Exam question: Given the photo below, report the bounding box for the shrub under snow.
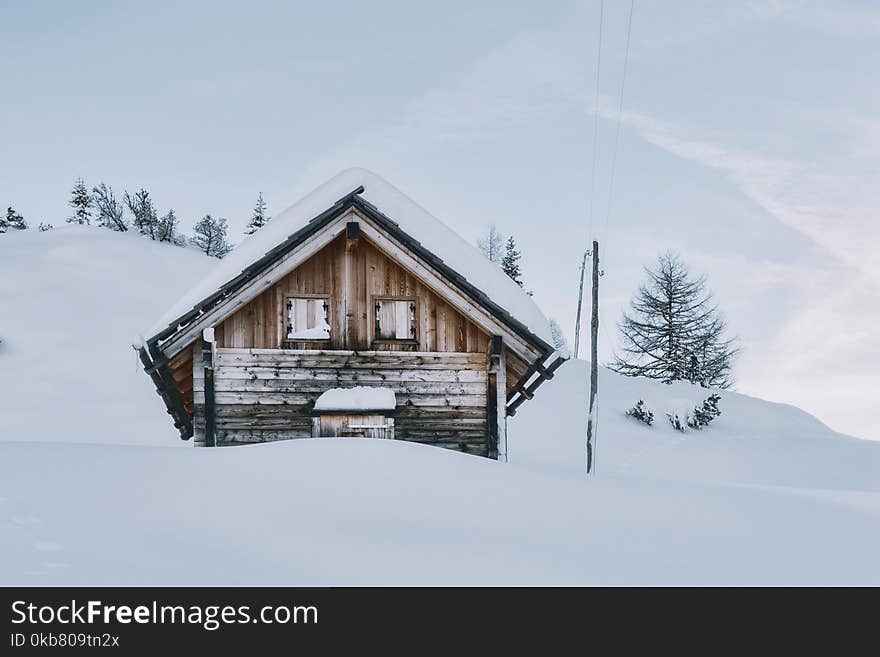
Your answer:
[667,412,687,432]
[626,400,654,426]
[687,393,722,429]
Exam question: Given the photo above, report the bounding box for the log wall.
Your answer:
[193,348,490,456]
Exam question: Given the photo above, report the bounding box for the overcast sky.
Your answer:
[2,1,878,440]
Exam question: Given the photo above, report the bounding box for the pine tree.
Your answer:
[477,224,504,264]
[38,222,53,232]
[156,209,185,245]
[124,188,158,239]
[501,235,523,287]
[611,252,738,388]
[92,183,128,231]
[245,192,268,235]
[191,214,232,258]
[549,318,570,357]
[3,206,27,232]
[67,177,92,225]
[687,393,721,429]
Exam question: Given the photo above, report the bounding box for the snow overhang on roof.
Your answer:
[143,168,554,352]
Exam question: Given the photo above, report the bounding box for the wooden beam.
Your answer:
[343,223,356,347]
[202,335,216,447]
[492,337,508,461]
[137,345,193,439]
[486,357,498,459]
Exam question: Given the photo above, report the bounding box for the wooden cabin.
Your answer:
[138,169,565,460]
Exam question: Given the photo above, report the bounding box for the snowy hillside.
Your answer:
[0,227,877,584]
[0,226,213,445]
[510,362,880,492]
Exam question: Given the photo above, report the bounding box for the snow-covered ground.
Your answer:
[0,226,212,445]
[1,227,878,584]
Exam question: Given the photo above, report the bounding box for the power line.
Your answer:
[592,0,636,367]
[574,0,605,358]
[599,0,635,249]
[586,0,605,245]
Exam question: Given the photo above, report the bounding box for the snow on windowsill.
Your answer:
[286,320,331,341]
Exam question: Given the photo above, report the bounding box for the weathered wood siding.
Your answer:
[215,234,489,354]
[193,348,489,455]
[315,414,394,439]
[168,347,194,415]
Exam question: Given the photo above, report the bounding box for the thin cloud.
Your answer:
[746,0,880,37]
[593,99,880,284]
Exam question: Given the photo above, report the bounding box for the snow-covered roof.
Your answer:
[146,168,552,345]
[314,387,396,412]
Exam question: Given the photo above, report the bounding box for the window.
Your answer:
[286,296,330,341]
[374,298,417,341]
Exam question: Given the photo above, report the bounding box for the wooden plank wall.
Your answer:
[216,234,488,355]
[193,348,489,456]
[168,348,194,415]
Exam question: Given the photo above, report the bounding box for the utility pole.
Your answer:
[586,240,599,474]
[573,251,589,358]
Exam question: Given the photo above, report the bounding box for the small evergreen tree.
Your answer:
[156,209,185,245]
[245,192,269,235]
[3,206,27,231]
[687,394,722,429]
[38,222,53,232]
[626,400,654,426]
[666,412,686,432]
[477,224,504,264]
[124,188,159,239]
[191,214,232,258]
[67,177,92,225]
[92,183,128,231]
[501,235,523,287]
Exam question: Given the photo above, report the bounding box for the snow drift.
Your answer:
[0,226,212,445]
[1,430,877,585]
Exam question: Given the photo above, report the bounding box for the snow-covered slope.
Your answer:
[0,226,213,445]
[0,226,877,584]
[510,361,880,492]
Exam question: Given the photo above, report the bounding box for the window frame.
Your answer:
[371,295,419,346]
[282,293,332,345]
